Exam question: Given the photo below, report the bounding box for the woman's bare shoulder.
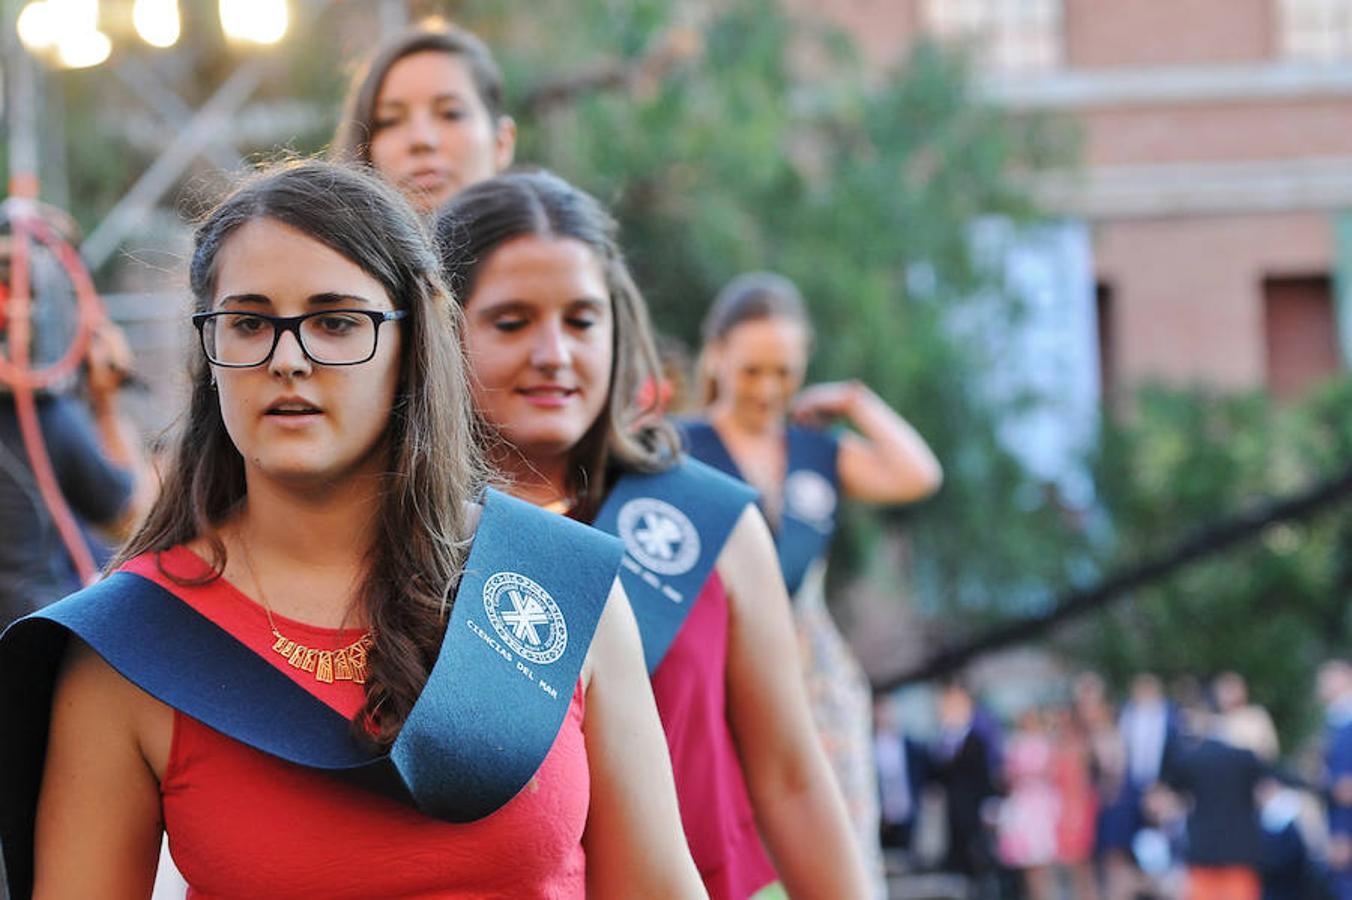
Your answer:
[52,638,173,779]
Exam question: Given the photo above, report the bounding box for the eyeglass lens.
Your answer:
[203,312,379,366]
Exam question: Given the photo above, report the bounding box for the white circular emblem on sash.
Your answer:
[784,470,837,524]
[483,572,568,665]
[617,497,701,576]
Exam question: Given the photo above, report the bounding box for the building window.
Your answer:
[1263,274,1342,400]
[1095,280,1115,402]
[1281,0,1352,62]
[923,0,1063,73]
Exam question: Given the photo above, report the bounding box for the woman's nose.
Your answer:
[530,322,570,371]
[406,110,441,151]
[268,329,312,378]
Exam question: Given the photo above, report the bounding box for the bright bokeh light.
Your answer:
[16,2,56,51]
[20,0,109,68]
[133,0,180,48]
[18,0,290,70]
[47,0,99,33]
[55,28,111,68]
[219,0,288,45]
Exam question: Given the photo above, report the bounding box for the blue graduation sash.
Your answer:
[0,488,621,896]
[679,420,841,596]
[592,457,757,673]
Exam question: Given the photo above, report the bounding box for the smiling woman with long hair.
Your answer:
[0,160,702,898]
[436,170,870,900]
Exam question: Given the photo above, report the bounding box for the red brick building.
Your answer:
[789,0,1352,399]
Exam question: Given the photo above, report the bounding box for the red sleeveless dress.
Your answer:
[128,548,589,899]
[649,570,778,899]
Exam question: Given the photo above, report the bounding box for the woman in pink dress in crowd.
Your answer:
[998,708,1060,899]
[1052,705,1100,899]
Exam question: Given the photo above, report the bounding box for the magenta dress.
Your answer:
[650,570,779,900]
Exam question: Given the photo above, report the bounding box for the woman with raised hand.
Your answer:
[436,170,870,900]
[334,22,515,215]
[683,272,943,897]
[0,161,702,899]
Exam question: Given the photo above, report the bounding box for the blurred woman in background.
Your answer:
[683,272,943,896]
[334,22,515,215]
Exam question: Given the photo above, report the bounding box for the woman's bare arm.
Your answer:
[34,640,167,899]
[793,380,942,504]
[720,506,870,899]
[581,580,706,899]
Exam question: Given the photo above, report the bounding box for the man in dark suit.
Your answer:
[932,680,998,880]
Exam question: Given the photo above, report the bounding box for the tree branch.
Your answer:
[874,462,1352,690]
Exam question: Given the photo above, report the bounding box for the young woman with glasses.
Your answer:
[0,161,702,898]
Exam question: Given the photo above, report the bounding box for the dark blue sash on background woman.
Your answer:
[592,457,756,673]
[0,489,621,896]
[679,420,841,596]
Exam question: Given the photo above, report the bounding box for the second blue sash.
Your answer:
[592,458,756,672]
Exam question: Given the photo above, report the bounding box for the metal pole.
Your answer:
[112,55,243,171]
[80,58,266,270]
[5,0,41,199]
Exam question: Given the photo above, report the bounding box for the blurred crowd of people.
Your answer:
[875,664,1352,899]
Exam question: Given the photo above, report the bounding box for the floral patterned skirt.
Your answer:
[794,565,886,899]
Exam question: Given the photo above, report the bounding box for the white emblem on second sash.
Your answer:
[784,470,837,525]
[483,572,568,665]
[617,497,701,576]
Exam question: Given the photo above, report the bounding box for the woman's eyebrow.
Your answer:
[308,292,375,306]
[474,298,532,317]
[218,293,272,308]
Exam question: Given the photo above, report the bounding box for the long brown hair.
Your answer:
[433,170,678,521]
[114,160,485,746]
[332,22,507,167]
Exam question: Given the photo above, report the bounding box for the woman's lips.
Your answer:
[264,406,324,428]
[409,169,450,191]
[517,386,577,409]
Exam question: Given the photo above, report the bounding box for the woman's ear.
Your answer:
[695,341,723,406]
[494,116,517,173]
[700,341,725,382]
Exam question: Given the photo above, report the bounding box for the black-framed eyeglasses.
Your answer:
[191,309,408,368]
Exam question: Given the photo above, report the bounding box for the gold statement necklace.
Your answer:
[238,536,373,685]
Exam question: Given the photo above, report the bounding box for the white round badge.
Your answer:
[617,497,701,576]
[482,572,568,665]
[784,470,838,525]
